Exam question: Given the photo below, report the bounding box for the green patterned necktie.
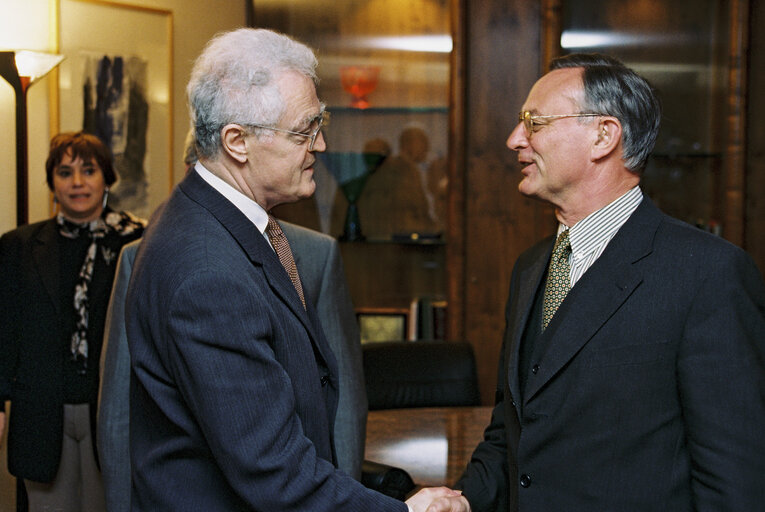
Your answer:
[542,230,571,330]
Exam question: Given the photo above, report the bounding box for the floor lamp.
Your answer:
[0,50,64,226]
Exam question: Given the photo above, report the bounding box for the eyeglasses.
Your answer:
[518,110,602,136]
[244,110,330,151]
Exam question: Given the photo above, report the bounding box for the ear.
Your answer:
[221,124,249,164]
[591,117,622,161]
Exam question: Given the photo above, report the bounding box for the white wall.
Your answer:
[0,0,244,507]
[0,0,245,233]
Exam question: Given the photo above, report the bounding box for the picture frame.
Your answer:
[56,0,173,220]
[356,307,411,344]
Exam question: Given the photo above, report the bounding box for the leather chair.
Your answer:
[362,341,480,410]
[361,460,416,501]
[360,340,480,499]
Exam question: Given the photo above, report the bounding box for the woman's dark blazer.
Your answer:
[0,217,142,482]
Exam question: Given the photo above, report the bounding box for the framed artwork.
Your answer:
[56,0,173,220]
[356,307,411,344]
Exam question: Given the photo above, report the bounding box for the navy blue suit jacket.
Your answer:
[125,170,404,511]
[458,197,765,512]
[98,224,368,512]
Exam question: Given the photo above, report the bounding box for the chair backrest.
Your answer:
[362,341,480,410]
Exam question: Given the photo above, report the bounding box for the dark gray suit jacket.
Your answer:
[97,221,367,511]
[458,198,765,512]
[123,170,403,511]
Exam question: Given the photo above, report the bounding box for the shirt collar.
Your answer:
[558,186,643,257]
[193,162,269,235]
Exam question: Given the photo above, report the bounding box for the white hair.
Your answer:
[187,28,318,158]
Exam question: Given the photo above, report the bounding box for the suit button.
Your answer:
[320,375,330,386]
[520,474,531,488]
[531,364,539,374]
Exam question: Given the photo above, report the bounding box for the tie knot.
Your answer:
[266,216,283,237]
[552,230,571,259]
[542,229,572,330]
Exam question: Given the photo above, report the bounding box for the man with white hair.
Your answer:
[125,28,455,511]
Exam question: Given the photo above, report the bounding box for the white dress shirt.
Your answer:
[559,185,643,288]
[194,162,273,248]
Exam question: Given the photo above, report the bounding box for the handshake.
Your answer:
[404,487,471,512]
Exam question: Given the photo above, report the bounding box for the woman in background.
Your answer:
[0,131,145,511]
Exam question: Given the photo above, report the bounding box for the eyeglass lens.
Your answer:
[309,112,328,150]
[519,111,533,134]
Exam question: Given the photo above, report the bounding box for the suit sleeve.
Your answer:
[161,269,405,511]
[315,239,367,481]
[97,243,137,512]
[456,399,509,512]
[0,231,21,408]
[677,249,765,510]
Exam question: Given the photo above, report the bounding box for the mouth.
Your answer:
[518,160,535,174]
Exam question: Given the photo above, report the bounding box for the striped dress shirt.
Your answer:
[558,186,643,288]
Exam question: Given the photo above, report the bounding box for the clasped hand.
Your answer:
[405,486,471,512]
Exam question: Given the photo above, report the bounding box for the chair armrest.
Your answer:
[361,459,416,501]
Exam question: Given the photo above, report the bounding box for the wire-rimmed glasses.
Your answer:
[519,110,602,137]
[244,110,330,151]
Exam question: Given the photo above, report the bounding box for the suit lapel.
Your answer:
[178,172,331,366]
[523,199,660,403]
[32,219,61,314]
[506,242,550,409]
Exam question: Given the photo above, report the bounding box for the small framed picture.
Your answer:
[356,307,410,344]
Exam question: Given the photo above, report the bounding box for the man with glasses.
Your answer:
[125,28,454,511]
[422,53,764,512]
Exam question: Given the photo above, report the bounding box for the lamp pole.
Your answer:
[14,78,30,227]
[0,51,32,226]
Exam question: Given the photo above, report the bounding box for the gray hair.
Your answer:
[550,53,661,173]
[187,28,318,158]
[182,128,197,167]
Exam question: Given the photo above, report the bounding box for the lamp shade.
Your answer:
[13,50,65,86]
[0,49,64,226]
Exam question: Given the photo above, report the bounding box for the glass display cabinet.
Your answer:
[248,0,452,333]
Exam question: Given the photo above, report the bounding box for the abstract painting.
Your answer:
[57,0,172,219]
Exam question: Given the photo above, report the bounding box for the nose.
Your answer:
[311,130,327,152]
[72,170,84,186]
[506,122,529,152]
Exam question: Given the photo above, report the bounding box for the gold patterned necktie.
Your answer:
[542,230,571,330]
[265,216,306,309]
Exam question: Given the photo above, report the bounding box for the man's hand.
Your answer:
[422,495,471,512]
[405,487,470,512]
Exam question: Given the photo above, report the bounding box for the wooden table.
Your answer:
[365,406,493,487]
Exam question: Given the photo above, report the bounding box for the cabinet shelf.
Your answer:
[328,106,449,115]
[342,236,445,246]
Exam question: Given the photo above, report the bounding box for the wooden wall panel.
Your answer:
[446,0,467,343]
[724,0,749,247]
[458,0,555,404]
[746,0,765,276]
